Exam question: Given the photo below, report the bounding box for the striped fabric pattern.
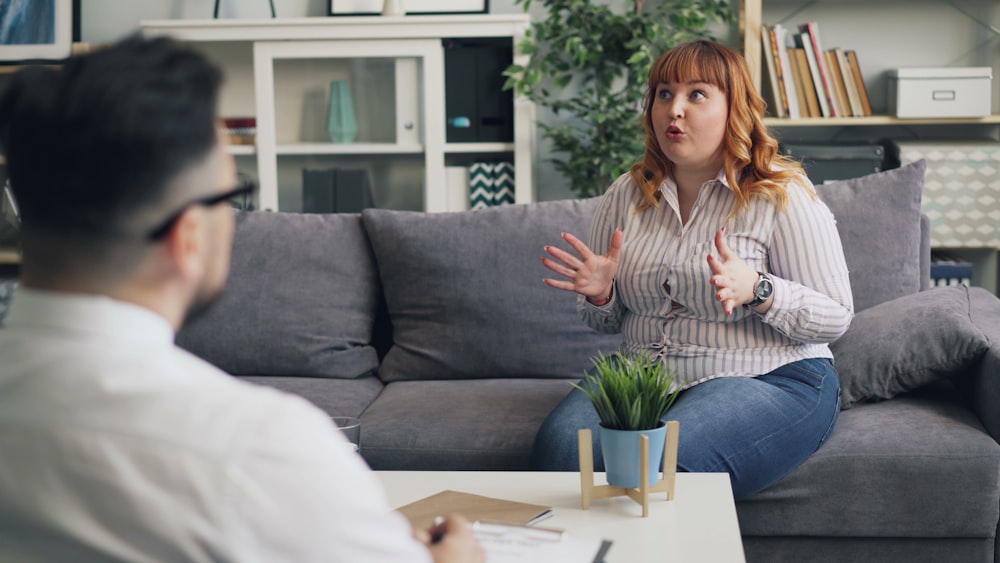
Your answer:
[579,171,854,390]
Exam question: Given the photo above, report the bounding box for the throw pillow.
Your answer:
[816,160,926,312]
[176,211,381,379]
[361,198,622,382]
[831,285,989,409]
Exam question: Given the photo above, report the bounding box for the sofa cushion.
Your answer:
[832,285,990,409]
[737,383,1000,539]
[177,211,381,379]
[359,378,577,470]
[362,199,621,382]
[239,374,384,419]
[816,160,926,312]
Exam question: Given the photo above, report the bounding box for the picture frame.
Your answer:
[330,0,488,16]
[0,0,74,63]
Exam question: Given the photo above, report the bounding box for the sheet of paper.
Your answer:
[472,521,612,563]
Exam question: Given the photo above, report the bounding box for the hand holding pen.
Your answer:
[413,515,485,563]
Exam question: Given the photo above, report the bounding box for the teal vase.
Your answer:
[327,80,357,143]
[599,422,668,488]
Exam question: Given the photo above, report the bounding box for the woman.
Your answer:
[534,40,853,499]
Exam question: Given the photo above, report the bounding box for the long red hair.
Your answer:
[629,40,806,213]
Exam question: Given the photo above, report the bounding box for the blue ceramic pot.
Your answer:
[599,422,668,488]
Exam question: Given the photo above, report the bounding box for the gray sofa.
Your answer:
[175,160,1000,562]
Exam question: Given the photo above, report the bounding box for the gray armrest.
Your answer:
[966,287,1000,441]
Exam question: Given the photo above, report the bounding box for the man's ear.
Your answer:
[161,208,205,282]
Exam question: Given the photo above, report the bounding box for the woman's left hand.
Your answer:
[707,226,759,316]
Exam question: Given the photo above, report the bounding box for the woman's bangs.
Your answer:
[653,44,727,92]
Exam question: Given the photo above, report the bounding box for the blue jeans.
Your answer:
[531,358,840,500]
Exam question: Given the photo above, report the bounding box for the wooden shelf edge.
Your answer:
[275,142,424,155]
[765,115,1000,127]
[0,248,21,265]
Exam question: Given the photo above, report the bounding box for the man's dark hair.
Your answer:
[0,34,223,241]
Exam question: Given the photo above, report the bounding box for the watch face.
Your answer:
[755,275,773,300]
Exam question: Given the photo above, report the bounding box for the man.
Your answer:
[0,35,483,562]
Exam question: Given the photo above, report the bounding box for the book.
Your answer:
[792,47,821,117]
[834,47,864,118]
[774,24,801,119]
[396,489,554,531]
[795,31,831,117]
[760,25,785,118]
[846,50,873,116]
[824,49,851,117]
[799,22,838,117]
[786,47,808,118]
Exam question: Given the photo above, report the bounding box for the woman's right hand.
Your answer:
[541,228,622,302]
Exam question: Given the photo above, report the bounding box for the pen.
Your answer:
[431,515,445,544]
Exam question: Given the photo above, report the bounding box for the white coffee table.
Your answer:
[376,471,745,563]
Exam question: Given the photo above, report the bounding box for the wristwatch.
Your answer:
[748,272,773,307]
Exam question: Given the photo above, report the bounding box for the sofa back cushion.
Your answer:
[815,160,927,312]
[362,198,621,382]
[176,211,381,379]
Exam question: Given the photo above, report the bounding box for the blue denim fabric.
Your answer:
[531,358,840,500]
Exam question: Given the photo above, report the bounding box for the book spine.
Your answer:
[824,50,850,117]
[761,25,785,118]
[835,47,863,117]
[795,32,831,117]
[767,26,791,118]
[846,50,873,116]
[792,48,820,117]
[774,24,801,119]
[800,22,838,117]
[786,47,808,119]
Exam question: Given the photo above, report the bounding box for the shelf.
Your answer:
[0,248,20,265]
[445,142,516,154]
[275,142,424,155]
[765,115,1000,127]
[227,145,256,155]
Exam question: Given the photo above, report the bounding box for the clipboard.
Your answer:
[396,490,612,562]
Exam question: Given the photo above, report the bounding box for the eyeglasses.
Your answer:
[147,183,255,241]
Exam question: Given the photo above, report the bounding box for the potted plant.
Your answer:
[576,352,682,488]
[504,0,732,198]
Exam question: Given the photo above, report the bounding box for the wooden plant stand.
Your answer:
[578,420,680,517]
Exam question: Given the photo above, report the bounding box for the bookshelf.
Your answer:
[740,0,1000,294]
[142,16,536,213]
[740,0,1000,126]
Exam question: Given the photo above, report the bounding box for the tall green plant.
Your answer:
[504,0,731,198]
[575,352,682,431]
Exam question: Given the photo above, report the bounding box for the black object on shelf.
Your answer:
[444,40,514,143]
[780,143,887,184]
[302,168,375,214]
[214,0,276,18]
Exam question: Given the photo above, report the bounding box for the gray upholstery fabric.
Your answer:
[177,211,381,379]
[239,374,384,419]
[360,378,577,470]
[831,285,989,409]
[743,537,992,563]
[816,160,926,312]
[362,199,621,382]
[966,287,1000,443]
[737,383,1000,539]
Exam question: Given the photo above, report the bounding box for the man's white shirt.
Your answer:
[0,289,430,563]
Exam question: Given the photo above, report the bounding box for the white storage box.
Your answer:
[888,67,992,118]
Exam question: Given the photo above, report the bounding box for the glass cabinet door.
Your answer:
[254,39,445,212]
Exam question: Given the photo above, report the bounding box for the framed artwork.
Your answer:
[0,0,74,63]
[330,0,488,16]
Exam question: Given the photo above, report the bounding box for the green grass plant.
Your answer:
[575,352,681,431]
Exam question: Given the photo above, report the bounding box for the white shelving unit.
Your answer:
[142,15,535,213]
